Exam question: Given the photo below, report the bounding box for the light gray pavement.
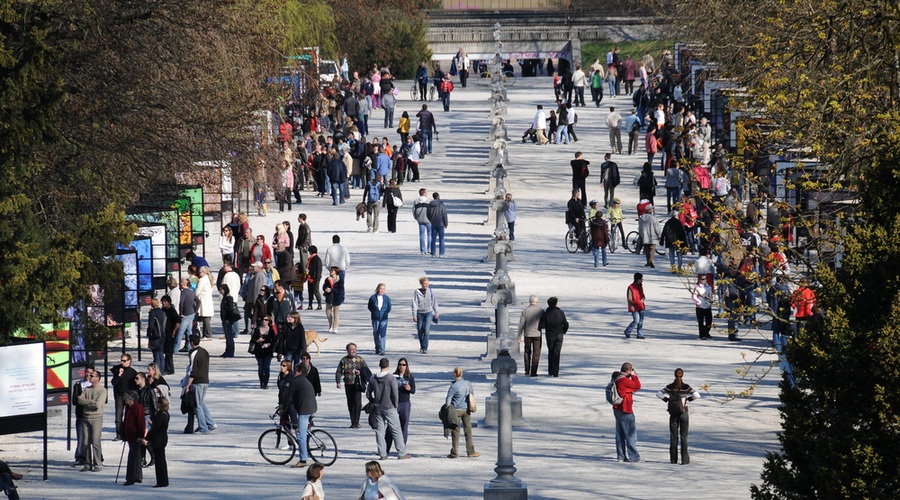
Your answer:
[3,77,782,499]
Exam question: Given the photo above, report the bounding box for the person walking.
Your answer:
[365,175,384,233]
[639,205,661,268]
[71,366,94,467]
[286,363,318,468]
[367,358,413,460]
[142,397,170,488]
[570,151,590,203]
[359,461,406,500]
[444,367,480,459]
[612,362,642,463]
[323,266,345,333]
[624,273,646,339]
[336,343,371,428]
[250,316,276,389]
[599,154,620,209]
[538,297,569,377]
[305,245,323,310]
[412,188,431,254]
[503,193,517,241]
[367,283,392,355]
[302,463,325,500]
[517,295,544,376]
[184,334,217,434]
[656,368,701,465]
[572,64,587,106]
[427,192,448,257]
[606,107,623,154]
[219,284,240,358]
[590,211,610,267]
[147,300,167,370]
[387,358,415,452]
[383,179,403,233]
[532,105,549,145]
[439,73,454,112]
[692,274,714,339]
[411,277,439,354]
[660,211,688,272]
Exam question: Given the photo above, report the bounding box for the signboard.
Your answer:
[126,209,181,260]
[116,249,139,311]
[0,342,46,434]
[135,223,168,290]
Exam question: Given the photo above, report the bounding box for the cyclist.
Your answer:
[608,198,625,253]
[565,190,587,247]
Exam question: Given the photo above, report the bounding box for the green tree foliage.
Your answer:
[280,0,339,59]
[0,0,286,344]
[331,0,437,79]
[669,0,900,497]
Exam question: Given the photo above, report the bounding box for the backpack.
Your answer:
[147,312,164,350]
[630,119,640,133]
[605,373,624,405]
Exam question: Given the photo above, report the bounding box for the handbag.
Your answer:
[247,341,258,355]
[180,388,196,415]
[467,382,478,413]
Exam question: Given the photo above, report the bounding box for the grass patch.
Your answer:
[580,40,675,67]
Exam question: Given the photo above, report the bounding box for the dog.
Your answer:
[355,202,368,221]
[305,329,328,356]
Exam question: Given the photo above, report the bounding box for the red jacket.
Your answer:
[249,243,273,266]
[123,402,145,441]
[627,283,645,312]
[792,286,816,319]
[614,374,641,413]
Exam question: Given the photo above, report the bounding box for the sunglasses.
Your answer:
[398,363,407,366]
[262,318,270,322]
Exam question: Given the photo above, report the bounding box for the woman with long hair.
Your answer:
[358,461,405,500]
[219,226,235,266]
[251,315,276,389]
[146,363,170,399]
[656,368,701,465]
[385,357,415,453]
[142,397,170,488]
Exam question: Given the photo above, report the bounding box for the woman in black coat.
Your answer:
[251,316,276,389]
[637,162,658,205]
[143,397,169,488]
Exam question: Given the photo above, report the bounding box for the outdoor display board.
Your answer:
[119,236,153,296]
[0,342,46,433]
[135,223,168,290]
[116,248,139,311]
[126,208,181,260]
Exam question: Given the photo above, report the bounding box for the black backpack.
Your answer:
[147,312,164,350]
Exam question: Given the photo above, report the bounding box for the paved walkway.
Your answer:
[3,76,782,499]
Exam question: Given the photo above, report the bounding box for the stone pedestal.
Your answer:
[484,482,528,500]
[481,391,525,427]
[483,333,521,360]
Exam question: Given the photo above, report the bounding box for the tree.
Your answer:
[331,0,437,79]
[667,1,900,497]
[0,0,287,344]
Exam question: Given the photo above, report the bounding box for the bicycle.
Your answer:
[258,408,338,466]
[625,230,666,255]
[478,69,517,87]
[565,225,592,253]
[409,82,437,102]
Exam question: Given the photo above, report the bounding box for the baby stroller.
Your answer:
[521,127,538,143]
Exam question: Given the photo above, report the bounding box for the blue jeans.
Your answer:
[614,409,641,461]
[430,225,446,256]
[557,126,570,144]
[416,312,434,351]
[331,182,343,205]
[375,408,407,457]
[296,413,310,461]
[593,247,608,267]
[372,319,388,353]
[421,129,433,154]
[418,223,432,254]
[685,226,697,253]
[624,310,644,337]
[192,383,216,433]
[442,92,450,111]
[668,247,684,269]
[666,187,681,211]
[223,320,239,357]
[175,313,194,350]
[507,221,515,241]
[152,349,165,371]
[256,355,272,387]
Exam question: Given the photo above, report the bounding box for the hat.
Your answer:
[250,261,263,268]
[612,198,621,205]
[589,199,598,206]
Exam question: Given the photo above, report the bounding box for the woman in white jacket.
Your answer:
[358,461,405,500]
[196,266,215,339]
[219,226,235,266]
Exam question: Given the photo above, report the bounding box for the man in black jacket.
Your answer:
[538,297,570,377]
[110,354,138,441]
[296,213,312,275]
[286,364,318,467]
[185,335,216,434]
